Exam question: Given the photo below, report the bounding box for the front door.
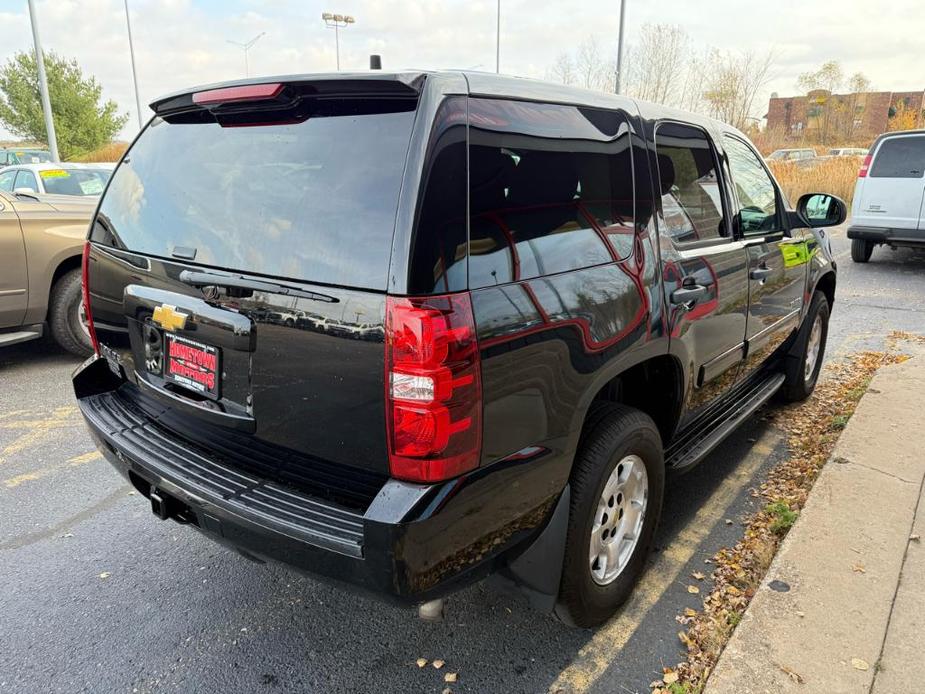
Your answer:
[0,195,28,328]
[721,135,808,377]
[655,122,749,428]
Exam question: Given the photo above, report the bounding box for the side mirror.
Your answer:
[13,186,36,195]
[795,193,847,228]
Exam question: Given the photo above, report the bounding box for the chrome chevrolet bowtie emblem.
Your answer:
[152,304,188,332]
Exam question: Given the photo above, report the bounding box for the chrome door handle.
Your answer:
[671,284,708,307]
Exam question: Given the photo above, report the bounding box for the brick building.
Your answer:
[766,89,924,142]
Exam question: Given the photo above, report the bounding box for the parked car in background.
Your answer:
[0,148,55,165]
[767,148,817,163]
[0,189,95,355]
[0,163,113,197]
[73,71,843,628]
[827,147,868,157]
[848,130,925,262]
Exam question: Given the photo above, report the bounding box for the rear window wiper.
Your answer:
[179,269,339,303]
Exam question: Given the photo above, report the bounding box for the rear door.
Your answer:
[722,134,807,377]
[856,134,925,230]
[86,82,421,482]
[655,122,749,426]
[0,194,28,328]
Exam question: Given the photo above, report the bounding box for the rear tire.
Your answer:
[780,290,829,402]
[851,238,873,263]
[48,269,93,358]
[556,403,664,628]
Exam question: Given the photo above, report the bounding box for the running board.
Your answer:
[665,372,785,473]
[0,326,43,348]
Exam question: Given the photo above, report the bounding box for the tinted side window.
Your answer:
[467,98,635,289]
[723,136,780,233]
[655,123,725,243]
[0,170,15,191]
[407,96,468,294]
[14,170,37,192]
[871,137,925,178]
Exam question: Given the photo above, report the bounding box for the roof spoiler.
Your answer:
[150,72,426,116]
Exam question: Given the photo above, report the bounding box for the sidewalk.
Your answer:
[706,356,925,694]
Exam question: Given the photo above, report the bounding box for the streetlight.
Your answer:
[321,13,355,70]
[495,0,500,73]
[123,0,144,130]
[614,0,627,94]
[227,32,266,77]
[26,0,59,161]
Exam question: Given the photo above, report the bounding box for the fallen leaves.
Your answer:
[691,571,706,581]
[852,562,866,574]
[777,663,805,683]
[415,658,427,668]
[98,571,111,579]
[851,658,870,671]
[657,350,906,693]
[432,659,445,670]
[444,672,458,683]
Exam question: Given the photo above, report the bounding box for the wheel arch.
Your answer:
[45,254,82,320]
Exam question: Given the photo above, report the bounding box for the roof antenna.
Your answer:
[369,54,382,70]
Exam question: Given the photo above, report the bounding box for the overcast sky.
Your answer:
[0,0,920,141]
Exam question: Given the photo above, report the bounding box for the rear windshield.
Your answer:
[93,99,416,290]
[871,136,925,178]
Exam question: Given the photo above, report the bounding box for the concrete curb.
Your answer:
[705,357,925,694]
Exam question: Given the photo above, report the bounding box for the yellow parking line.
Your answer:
[549,433,777,693]
[3,450,103,489]
[0,406,79,465]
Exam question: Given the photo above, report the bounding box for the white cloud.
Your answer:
[0,0,921,141]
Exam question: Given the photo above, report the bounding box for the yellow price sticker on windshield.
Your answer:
[39,169,69,178]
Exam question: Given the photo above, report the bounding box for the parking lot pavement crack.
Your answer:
[0,484,131,551]
[840,300,925,314]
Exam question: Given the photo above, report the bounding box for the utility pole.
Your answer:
[124,0,144,130]
[495,0,500,73]
[27,0,59,161]
[614,0,627,94]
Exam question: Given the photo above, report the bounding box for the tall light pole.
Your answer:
[227,32,266,77]
[614,0,627,94]
[495,0,500,73]
[123,0,143,130]
[26,0,59,161]
[321,13,355,70]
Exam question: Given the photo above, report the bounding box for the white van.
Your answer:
[848,131,925,262]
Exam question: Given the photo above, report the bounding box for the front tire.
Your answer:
[556,403,664,628]
[48,269,93,358]
[851,238,873,263]
[780,290,829,402]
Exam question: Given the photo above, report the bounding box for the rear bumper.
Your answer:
[847,225,925,245]
[73,357,563,606]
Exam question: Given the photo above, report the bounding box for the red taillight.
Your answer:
[81,241,100,355]
[192,83,284,106]
[385,293,481,483]
[858,154,872,178]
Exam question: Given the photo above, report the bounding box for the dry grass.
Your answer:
[768,156,863,206]
[68,142,129,163]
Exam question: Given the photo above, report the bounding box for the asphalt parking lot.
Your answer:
[3,226,925,694]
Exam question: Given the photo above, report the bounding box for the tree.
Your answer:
[0,51,128,160]
[797,60,844,94]
[623,24,691,106]
[702,49,776,131]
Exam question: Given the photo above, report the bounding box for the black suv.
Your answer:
[74,72,843,627]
